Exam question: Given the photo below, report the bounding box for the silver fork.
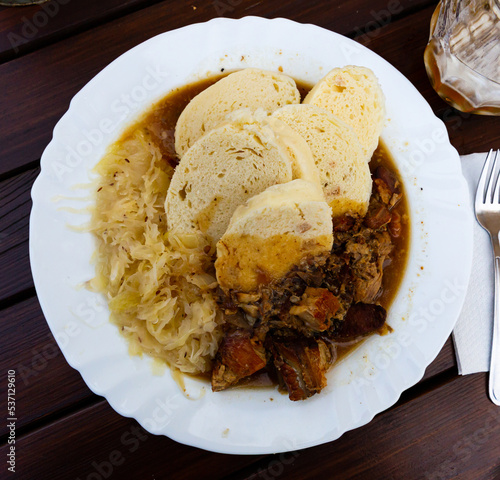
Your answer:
[475,149,500,406]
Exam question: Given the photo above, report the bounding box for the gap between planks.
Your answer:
[0,0,435,66]
[0,0,169,65]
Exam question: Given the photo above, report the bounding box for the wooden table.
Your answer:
[1,1,500,478]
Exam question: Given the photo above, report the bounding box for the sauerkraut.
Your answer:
[90,129,224,374]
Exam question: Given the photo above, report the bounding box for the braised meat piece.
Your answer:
[332,214,355,232]
[270,335,332,401]
[373,178,393,205]
[364,200,392,229]
[333,303,387,340]
[374,165,399,195]
[345,230,393,303]
[353,262,383,303]
[264,287,341,338]
[388,211,402,238]
[321,256,355,320]
[211,328,267,391]
[374,165,402,210]
[289,288,340,332]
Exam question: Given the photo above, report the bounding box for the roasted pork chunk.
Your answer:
[211,328,266,391]
[270,336,332,401]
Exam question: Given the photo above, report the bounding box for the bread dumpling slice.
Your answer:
[216,180,333,293]
[166,119,293,244]
[304,65,385,160]
[272,104,372,217]
[227,108,320,185]
[175,68,301,157]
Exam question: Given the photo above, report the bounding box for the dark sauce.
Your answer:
[370,144,410,310]
[125,74,227,165]
[120,73,410,387]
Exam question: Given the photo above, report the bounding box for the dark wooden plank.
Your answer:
[0,0,162,61]
[421,336,456,382]
[0,2,493,479]
[0,0,434,60]
[0,296,95,437]
[0,0,433,178]
[0,168,37,302]
[0,242,32,303]
[233,374,499,480]
[0,399,264,480]
[439,109,500,156]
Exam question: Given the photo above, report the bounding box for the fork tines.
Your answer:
[476,149,500,207]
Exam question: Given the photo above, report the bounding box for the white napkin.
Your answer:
[452,152,494,375]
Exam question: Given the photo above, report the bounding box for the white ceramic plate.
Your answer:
[30,17,473,454]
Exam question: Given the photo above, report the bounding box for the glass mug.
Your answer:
[424,0,500,115]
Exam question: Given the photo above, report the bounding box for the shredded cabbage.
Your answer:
[89,129,224,374]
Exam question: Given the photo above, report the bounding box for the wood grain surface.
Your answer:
[0,0,433,61]
[0,0,162,61]
[1,0,499,479]
[0,296,95,437]
[0,168,37,303]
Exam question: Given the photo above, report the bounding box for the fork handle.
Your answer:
[490,234,500,405]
